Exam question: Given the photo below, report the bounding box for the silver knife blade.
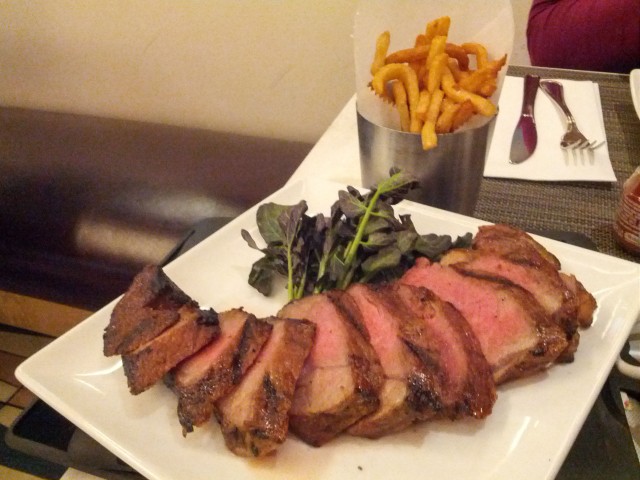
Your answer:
[509,74,540,164]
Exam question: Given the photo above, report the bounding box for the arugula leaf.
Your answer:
[243,170,469,301]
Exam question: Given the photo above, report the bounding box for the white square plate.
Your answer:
[16,179,640,480]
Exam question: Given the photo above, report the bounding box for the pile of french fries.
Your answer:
[370,16,507,150]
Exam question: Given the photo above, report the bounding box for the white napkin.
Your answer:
[484,76,616,182]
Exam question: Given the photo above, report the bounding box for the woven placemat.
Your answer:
[475,66,640,263]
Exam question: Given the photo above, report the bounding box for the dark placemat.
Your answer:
[475,66,640,263]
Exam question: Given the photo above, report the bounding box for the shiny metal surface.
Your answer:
[540,80,601,150]
[357,110,495,216]
[509,73,540,163]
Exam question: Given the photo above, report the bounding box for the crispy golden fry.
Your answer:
[458,68,495,94]
[445,43,470,71]
[369,16,505,149]
[421,88,445,150]
[385,44,429,64]
[390,80,411,132]
[441,66,496,116]
[451,100,475,131]
[371,31,391,75]
[426,52,449,94]
[435,98,461,134]
[425,16,451,44]
[415,89,431,121]
[462,42,489,69]
[415,34,428,47]
[425,35,447,68]
[371,63,420,109]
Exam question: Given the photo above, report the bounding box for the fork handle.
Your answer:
[540,80,577,126]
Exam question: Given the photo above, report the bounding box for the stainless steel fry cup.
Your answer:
[357,108,496,216]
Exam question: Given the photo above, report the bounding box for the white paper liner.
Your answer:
[354,0,514,132]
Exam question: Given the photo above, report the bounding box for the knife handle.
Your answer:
[520,74,540,117]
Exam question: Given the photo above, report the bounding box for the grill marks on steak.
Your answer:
[336,283,495,438]
[401,258,568,384]
[167,308,273,434]
[440,248,581,362]
[278,292,385,446]
[336,283,441,437]
[214,317,315,457]
[392,285,496,419]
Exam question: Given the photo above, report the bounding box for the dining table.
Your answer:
[3,64,640,480]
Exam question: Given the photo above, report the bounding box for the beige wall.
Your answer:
[0,1,530,144]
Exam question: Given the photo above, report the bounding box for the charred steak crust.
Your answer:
[122,305,220,395]
[170,309,273,434]
[104,265,197,356]
[395,286,497,420]
[214,317,316,457]
[279,292,384,447]
[336,283,446,437]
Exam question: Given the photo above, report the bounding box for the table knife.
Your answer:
[509,74,540,164]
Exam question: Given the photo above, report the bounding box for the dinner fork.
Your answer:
[539,80,600,150]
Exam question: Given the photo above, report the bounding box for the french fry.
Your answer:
[369,16,505,150]
[371,31,391,75]
[371,63,420,111]
[435,98,460,134]
[390,80,411,132]
[385,44,429,64]
[461,42,489,69]
[445,43,470,71]
[426,52,449,94]
[441,66,496,116]
[425,35,447,69]
[451,100,475,131]
[415,90,431,122]
[421,88,445,150]
[425,16,451,44]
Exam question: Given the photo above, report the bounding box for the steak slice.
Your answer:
[278,292,384,446]
[336,283,442,438]
[168,309,273,434]
[561,273,597,329]
[472,224,562,270]
[441,248,580,362]
[401,258,568,384]
[104,265,195,356]
[214,317,315,457]
[392,284,497,420]
[122,304,219,394]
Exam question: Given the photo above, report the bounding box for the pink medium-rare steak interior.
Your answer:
[278,292,384,446]
[392,284,496,419]
[169,308,273,434]
[401,258,568,384]
[338,283,442,437]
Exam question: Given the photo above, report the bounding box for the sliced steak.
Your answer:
[122,304,219,394]
[214,317,315,457]
[441,248,580,362]
[472,224,562,270]
[401,258,568,384]
[168,309,273,434]
[104,265,196,356]
[336,283,442,438]
[560,272,597,328]
[278,292,384,446]
[392,284,497,420]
